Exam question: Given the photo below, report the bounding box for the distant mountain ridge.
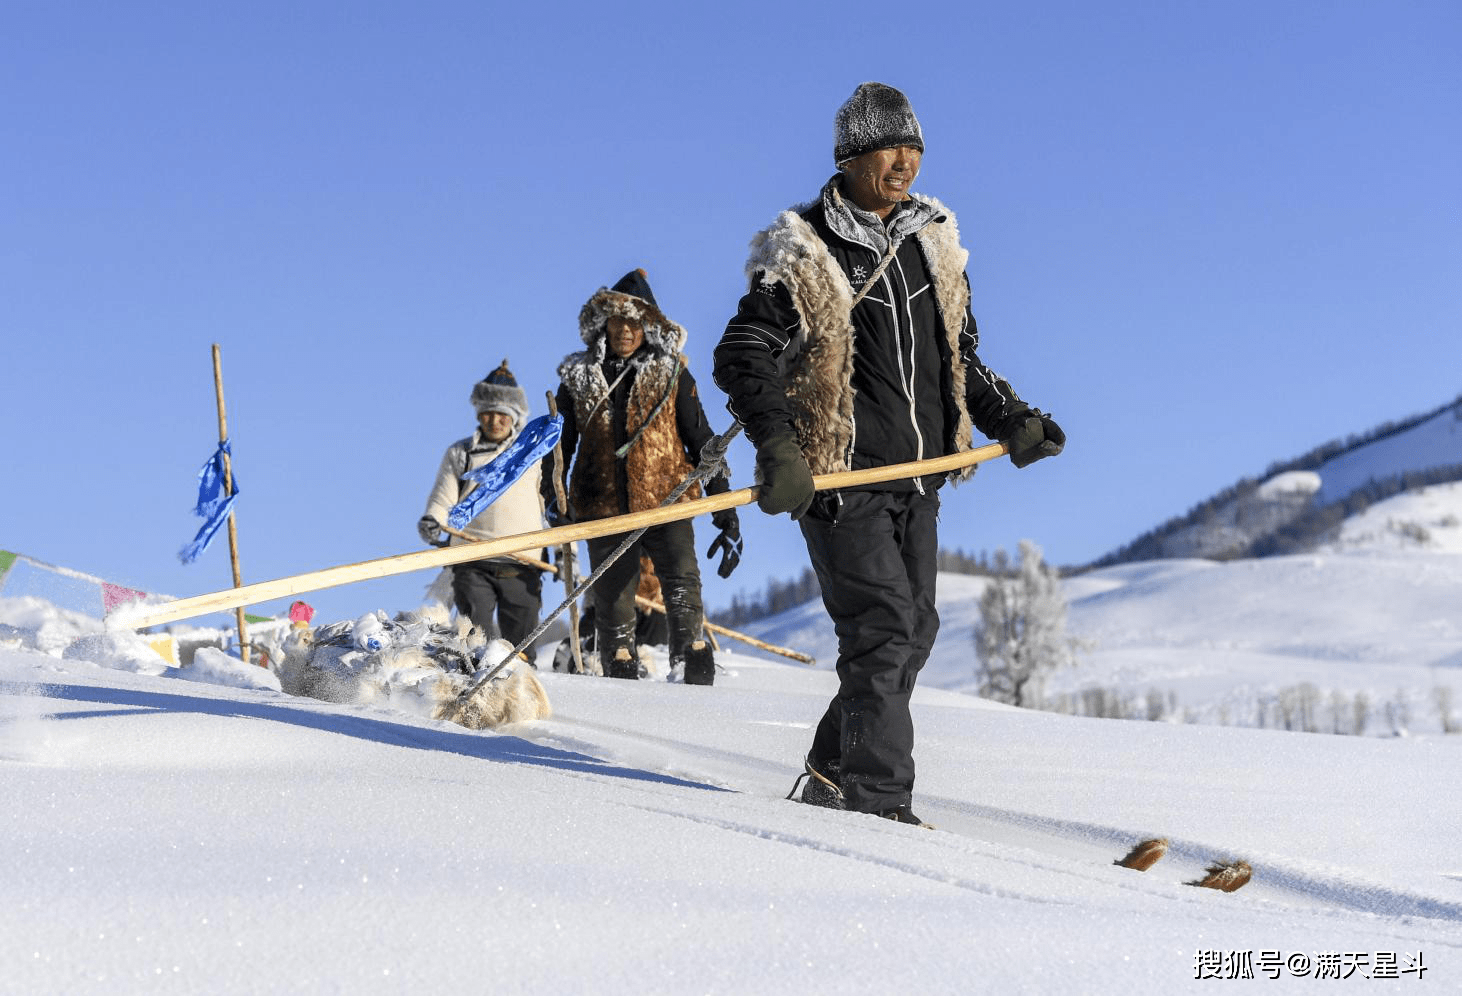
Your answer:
[1091,393,1462,567]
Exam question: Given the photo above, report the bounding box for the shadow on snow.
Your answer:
[2,679,726,794]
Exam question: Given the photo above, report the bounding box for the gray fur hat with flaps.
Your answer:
[470,359,530,424]
[577,267,688,360]
[834,82,924,166]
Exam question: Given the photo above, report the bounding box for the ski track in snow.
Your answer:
[923,798,1462,925]
[517,699,1462,936]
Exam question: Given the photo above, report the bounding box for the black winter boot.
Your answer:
[785,755,844,810]
[682,640,715,686]
[876,804,933,828]
[606,647,640,680]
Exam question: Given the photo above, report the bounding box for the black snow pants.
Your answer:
[586,518,704,663]
[452,560,543,647]
[799,488,941,814]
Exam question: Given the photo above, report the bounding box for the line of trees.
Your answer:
[710,567,822,629]
[1050,683,1460,738]
[1259,392,1462,479]
[1091,394,1462,569]
[711,545,1027,628]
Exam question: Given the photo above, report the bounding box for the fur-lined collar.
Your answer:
[820,174,945,257]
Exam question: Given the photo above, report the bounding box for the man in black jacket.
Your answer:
[545,269,740,685]
[713,83,1064,825]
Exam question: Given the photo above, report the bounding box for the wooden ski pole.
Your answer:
[211,344,251,665]
[500,555,813,667]
[637,595,806,664]
[114,441,1008,630]
[544,392,585,675]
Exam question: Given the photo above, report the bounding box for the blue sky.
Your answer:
[3,1,1459,628]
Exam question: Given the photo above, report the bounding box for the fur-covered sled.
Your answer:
[270,605,550,730]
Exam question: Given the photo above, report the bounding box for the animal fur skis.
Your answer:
[1114,837,1253,892]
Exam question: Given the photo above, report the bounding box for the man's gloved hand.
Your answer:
[705,508,742,579]
[1006,410,1066,469]
[417,515,445,546]
[755,433,816,520]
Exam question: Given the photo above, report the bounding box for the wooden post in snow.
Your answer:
[211,344,252,665]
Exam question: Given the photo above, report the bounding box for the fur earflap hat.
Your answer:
[470,359,530,424]
[576,268,687,358]
[834,82,924,167]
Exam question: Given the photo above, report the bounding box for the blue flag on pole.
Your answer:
[179,441,240,564]
[447,414,562,530]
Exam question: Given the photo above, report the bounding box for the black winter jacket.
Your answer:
[714,182,1031,490]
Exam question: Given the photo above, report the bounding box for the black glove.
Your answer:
[705,509,742,579]
[545,497,572,527]
[417,515,445,546]
[1006,411,1066,469]
[755,433,815,520]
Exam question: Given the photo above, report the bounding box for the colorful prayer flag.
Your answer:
[101,582,147,615]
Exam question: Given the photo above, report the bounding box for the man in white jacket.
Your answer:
[418,361,546,645]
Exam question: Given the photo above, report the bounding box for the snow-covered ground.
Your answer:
[3,483,1461,993]
[751,482,1462,735]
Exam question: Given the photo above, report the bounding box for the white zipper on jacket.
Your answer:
[885,245,927,495]
[835,193,935,485]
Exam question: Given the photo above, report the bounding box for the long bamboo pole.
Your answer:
[638,597,801,663]
[114,441,1008,630]
[211,344,251,665]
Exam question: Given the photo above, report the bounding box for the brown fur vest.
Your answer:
[744,193,977,478]
[559,351,699,519]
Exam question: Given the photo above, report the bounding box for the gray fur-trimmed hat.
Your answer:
[470,359,530,424]
[834,82,924,166]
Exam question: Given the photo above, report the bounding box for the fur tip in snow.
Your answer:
[1114,837,1168,871]
[1188,859,1253,892]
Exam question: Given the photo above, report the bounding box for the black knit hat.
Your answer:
[470,359,529,423]
[833,82,924,166]
[610,268,658,308]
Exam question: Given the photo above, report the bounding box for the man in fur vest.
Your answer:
[418,361,546,647]
[544,269,740,685]
[713,83,1065,825]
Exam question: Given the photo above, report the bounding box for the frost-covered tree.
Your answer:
[973,540,1077,707]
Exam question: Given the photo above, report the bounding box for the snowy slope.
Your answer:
[1326,480,1462,553]
[3,641,1459,995]
[3,484,1461,993]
